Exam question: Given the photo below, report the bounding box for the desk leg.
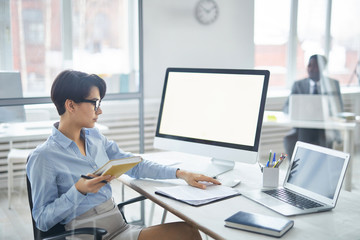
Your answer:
[161,209,168,224]
[8,140,13,209]
[343,129,353,191]
[121,183,146,226]
[8,159,13,209]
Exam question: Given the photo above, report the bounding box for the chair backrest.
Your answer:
[26,156,66,239]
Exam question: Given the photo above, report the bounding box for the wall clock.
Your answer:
[195,0,219,25]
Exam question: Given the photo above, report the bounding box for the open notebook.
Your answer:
[155,184,240,206]
[242,141,350,216]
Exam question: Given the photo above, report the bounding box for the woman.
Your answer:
[26,70,220,240]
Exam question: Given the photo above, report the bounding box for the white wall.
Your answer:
[142,0,255,99]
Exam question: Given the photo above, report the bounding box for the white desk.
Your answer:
[263,111,359,191]
[119,151,360,240]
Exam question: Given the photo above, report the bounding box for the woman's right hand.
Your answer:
[75,174,115,195]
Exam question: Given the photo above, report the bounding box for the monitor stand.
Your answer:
[205,158,235,178]
[204,159,242,187]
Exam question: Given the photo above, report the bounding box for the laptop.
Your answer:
[242,141,350,216]
[289,94,331,121]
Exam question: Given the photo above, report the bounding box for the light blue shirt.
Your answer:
[26,122,178,231]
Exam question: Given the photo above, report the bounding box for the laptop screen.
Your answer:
[287,146,345,199]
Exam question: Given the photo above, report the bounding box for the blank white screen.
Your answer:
[159,72,265,146]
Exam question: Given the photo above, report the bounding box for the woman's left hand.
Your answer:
[176,169,221,189]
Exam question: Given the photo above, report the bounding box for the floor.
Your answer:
[1,148,359,240]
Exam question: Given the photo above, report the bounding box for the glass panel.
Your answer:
[8,0,138,98]
[254,0,290,88]
[330,0,360,86]
[297,0,327,80]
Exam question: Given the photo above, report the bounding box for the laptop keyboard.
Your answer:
[263,188,324,210]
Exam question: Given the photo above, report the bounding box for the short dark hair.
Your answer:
[309,54,328,66]
[51,70,106,115]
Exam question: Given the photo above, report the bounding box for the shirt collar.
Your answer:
[309,78,317,86]
[51,122,89,149]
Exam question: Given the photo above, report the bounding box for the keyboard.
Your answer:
[263,188,323,210]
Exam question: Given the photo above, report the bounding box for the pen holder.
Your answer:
[262,167,279,188]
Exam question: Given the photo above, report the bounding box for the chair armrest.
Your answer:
[43,227,107,240]
[117,195,147,224]
[117,196,147,211]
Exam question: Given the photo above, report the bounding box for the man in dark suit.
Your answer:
[283,54,344,158]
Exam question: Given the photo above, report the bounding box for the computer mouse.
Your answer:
[220,179,241,188]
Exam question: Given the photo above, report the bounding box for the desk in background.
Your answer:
[119,151,360,240]
[0,121,108,148]
[263,111,359,191]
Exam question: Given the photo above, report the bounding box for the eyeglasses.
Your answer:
[79,99,101,112]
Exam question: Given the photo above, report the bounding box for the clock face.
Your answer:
[195,0,219,25]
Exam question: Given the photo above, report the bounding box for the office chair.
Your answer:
[26,156,146,240]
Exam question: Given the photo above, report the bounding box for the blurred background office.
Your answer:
[0,1,360,238]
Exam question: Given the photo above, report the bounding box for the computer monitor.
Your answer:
[0,71,26,123]
[154,68,269,177]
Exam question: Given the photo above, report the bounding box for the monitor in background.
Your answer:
[154,68,269,178]
[0,71,26,123]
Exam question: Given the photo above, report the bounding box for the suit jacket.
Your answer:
[283,77,343,113]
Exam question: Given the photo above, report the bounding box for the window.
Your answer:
[255,0,360,88]
[254,0,290,88]
[72,0,139,94]
[330,0,360,86]
[23,9,44,45]
[8,0,139,98]
[297,0,327,80]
